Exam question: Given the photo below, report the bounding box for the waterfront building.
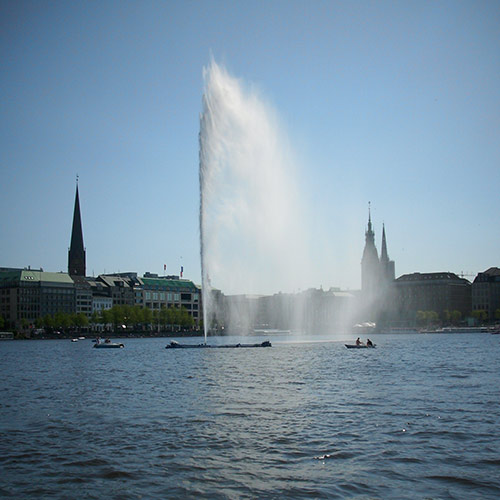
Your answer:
[394,272,471,325]
[0,268,75,329]
[91,294,113,314]
[68,183,86,277]
[97,274,135,307]
[72,275,93,318]
[471,267,500,321]
[137,273,201,326]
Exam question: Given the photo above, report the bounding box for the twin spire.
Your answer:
[361,203,395,295]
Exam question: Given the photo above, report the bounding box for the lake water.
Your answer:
[1,333,499,499]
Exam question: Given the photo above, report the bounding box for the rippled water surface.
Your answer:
[1,333,499,499]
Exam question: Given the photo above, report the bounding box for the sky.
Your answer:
[1,0,499,292]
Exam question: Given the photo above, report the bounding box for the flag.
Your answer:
[180,266,183,278]
[164,264,166,271]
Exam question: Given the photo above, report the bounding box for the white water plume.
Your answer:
[199,60,312,336]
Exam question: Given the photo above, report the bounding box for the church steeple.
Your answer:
[68,178,86,277]
[361,202,379,297]
[380,223,395,282]
[380,223,388,262]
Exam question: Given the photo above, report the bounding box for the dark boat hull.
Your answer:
[93,343,124,349]
[166,340,272,349]
[345,344,376,349]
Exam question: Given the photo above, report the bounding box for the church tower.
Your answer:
[361,203,380,301]
[380,223,395,283]
[68,180,86,277]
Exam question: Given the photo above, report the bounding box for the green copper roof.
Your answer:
[141,277,199,292]
[0,270,75,286]
[22,270,75,284]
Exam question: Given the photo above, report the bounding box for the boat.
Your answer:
[166,340,272,349]
[345,344,376,349]
[93,342,124,349]
[71,338,78,342]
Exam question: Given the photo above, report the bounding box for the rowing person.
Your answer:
[356,337,362,346]
[366,338,373,347]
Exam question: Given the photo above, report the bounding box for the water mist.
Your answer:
[199,60,313,340]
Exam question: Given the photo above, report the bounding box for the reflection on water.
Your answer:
[1,334,499,499]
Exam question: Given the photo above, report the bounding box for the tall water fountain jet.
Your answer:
[199,60,312,342]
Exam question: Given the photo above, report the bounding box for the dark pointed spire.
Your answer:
[365,201,375,245]
[68,179,86,277]
[380,223,389,262]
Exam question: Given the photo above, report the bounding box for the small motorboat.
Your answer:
[345,343,376,349]
[93,342,124,349]
[71,338,78,342]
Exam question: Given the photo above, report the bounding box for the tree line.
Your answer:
[415,308,500,327]
[29,305,197,334]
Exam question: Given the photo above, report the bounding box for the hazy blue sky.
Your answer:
[1,0,499,291]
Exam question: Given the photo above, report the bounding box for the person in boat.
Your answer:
[366,338,373,347]
[356,337,362,346]
[105,338,111,344]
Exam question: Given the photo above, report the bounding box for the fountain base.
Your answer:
[165,340,272,349]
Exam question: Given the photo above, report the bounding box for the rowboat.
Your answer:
[345,344,376,349]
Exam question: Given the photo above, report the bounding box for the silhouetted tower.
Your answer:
[68,180,86,277]
[380,223,395,282]
[361,203,379,300]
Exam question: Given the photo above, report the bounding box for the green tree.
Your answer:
[0,315,4,329]
[43,315,54,329]
[450,310,461,325]
[90,311,100,329]
[122,305,134,329]
[152,310,160,333]
[178,307,194,329]
[416,310,427,326]
[100,309,112,327]
[142,307,152,330]
[159,306,169,331]
[111,306,125,331]
[54,312,71,330]
[471,310,487,324]
[427,311,439,325]
[73,313,88,330]
[442,309,450,324]
[495,309,500,321]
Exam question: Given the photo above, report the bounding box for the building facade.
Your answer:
[394,272,471,325]
[0,268,75,328]
[472,267,500,321]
